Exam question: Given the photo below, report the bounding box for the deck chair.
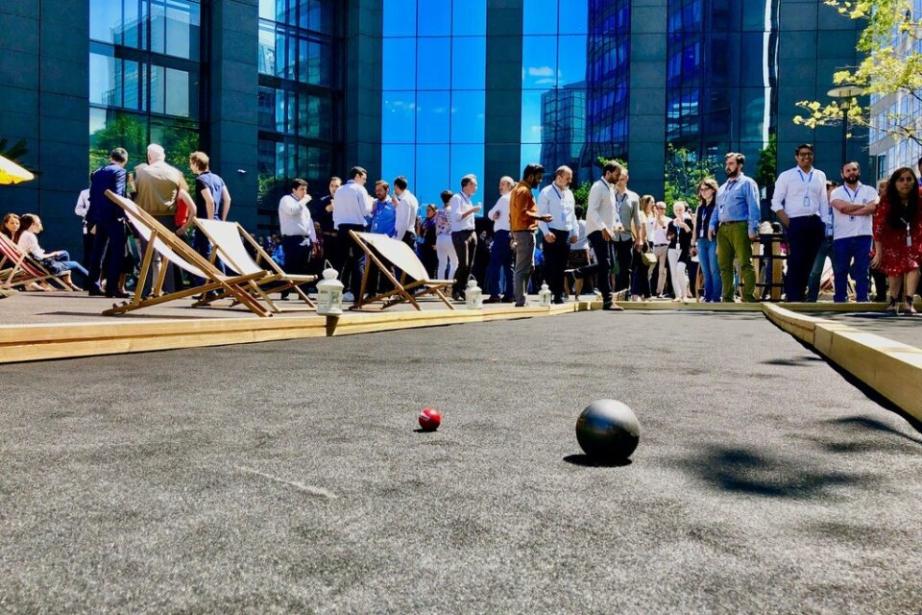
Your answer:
[103,190,272,317]
[192,218,316,310]
[0,233,74,291]
[349,231,455,311]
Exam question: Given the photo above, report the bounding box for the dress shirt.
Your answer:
[333,179,372,228]
[75,189,90,218]
[278,194,317,241]
[371,200,397,237]
[537,183,577,236]
[570,219,589,251]
[652,216,671,245]
[586,177,617,236]
[771,167,830,224]
[711,172,761,234]
[488,193,511,232]
[450,192,477,232]
[830,183,877,239]
[394,190,419,239]
[614,188,641,241]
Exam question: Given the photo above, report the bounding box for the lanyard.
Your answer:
[552,185,563,201]
[842,184,860,202]
[797,169,815,191]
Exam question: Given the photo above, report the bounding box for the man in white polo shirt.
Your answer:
[449,174,482,300]
[333,166,372,301]
[829,161,878,303]
[771,143,830,302]
[537,165,578,303]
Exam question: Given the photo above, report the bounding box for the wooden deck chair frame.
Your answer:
[191,218,316,311]
[348,230,455,311]
[0,233,74,291]
[103,190,272,317]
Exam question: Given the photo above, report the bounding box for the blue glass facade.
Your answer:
[256,0,342,222]
[381,0,487,209]
[665,0,778,168]
[88,0,202,172]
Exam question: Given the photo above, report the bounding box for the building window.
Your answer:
[88,0,203,176]
[381,0,487,210]
[257,0,342,232]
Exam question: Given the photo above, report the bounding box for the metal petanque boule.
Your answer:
[576,399,640,462]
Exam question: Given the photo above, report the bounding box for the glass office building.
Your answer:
[380,0,487,208]
[88,0,203,175]
[256,0,342,227]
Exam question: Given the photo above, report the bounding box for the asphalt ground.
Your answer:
[1,311,920,614]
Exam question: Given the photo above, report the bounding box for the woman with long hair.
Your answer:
[1,213,20,240]
[694,178,721,302]
[630,194,655,301]
[872,167,922,314]
[15,214,86,291]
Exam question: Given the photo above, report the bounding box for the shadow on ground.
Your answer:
[678,445,871,499]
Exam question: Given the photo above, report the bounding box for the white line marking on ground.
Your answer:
[235,466,337,499]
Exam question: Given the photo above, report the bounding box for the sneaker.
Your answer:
[343,291,355,302]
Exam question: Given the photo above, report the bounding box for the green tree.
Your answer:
[755,134,778,198]
[793,0,922,147]
[663,144,721,213]
[572,180,592,207]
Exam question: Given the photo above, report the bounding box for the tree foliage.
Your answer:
[793,0,922,146]
[663,144,721,211]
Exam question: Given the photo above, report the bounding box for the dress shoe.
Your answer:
[501,296,515,303]
[87,286,104,297]
[483,295,502,304]
[106,291,129,299]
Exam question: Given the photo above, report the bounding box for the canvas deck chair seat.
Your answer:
[0,233,73,291]
[193,218,316,310]
[349,231,455,311]
[103,190,272,317]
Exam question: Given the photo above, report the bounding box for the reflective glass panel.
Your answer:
[383,38,417,91]
[383,0,417,36]
[522,36,557,89]
[416,91,450,143]
[451,38,486,90]
[452,0,486,36]
[451,91,485,144]
[417,38,451,90]
[382,91,417,143]
[417,2,451,36]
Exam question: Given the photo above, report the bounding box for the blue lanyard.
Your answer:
[552,185,563,201]
[842,184,860,202]
[797,169,814,188]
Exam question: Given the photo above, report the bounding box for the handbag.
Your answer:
[642,249,657,266]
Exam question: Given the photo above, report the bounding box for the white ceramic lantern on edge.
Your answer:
[316,261,344,315]
[538,282,552,307]
[465,276,483,309]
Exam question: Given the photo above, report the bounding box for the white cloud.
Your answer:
[528,66,555,77]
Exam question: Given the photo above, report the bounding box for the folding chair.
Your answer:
[0,233,74,291]
[192,218,316,310]
[103,190,272,317]
[349,231,455,311]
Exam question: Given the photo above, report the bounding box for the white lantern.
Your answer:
[316,261,343,315]
[465,277,483,309]
[538,282,552,307]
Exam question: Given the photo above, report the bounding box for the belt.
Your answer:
[720,220,746,225]
[654,243,668,247]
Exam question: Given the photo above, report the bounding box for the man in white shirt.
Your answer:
[585,160,624,310]
[391,176,418,248]
[484,176,515,303]
[829,161,878,303]
[74,184,92,263]
[278,178,317,299]
[333,166,371,300]
[537,165,578,304]
[771,143,830,302]
[449,174,482,300]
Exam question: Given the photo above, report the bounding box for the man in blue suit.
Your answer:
[85,147,129,297]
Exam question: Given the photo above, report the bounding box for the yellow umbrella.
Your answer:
[0,154,35,185]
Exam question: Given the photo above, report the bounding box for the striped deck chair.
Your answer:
[0,233,73,291]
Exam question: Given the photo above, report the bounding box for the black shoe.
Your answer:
[552,298,565,305]
[483,295,502,304]
[87,286,104,297]
[106,291,129,299]
[500,296,515,303]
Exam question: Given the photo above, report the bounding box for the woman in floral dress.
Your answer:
[872,167,922,315]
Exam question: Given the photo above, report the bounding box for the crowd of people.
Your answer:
[2,142,921,315]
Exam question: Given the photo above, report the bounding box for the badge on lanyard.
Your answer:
[905,220,913,248]
[798,169,814,210]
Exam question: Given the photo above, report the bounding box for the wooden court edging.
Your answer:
[0,300,599,364]
[762,304,922,422]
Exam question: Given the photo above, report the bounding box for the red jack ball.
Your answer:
[418,407,442,431]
